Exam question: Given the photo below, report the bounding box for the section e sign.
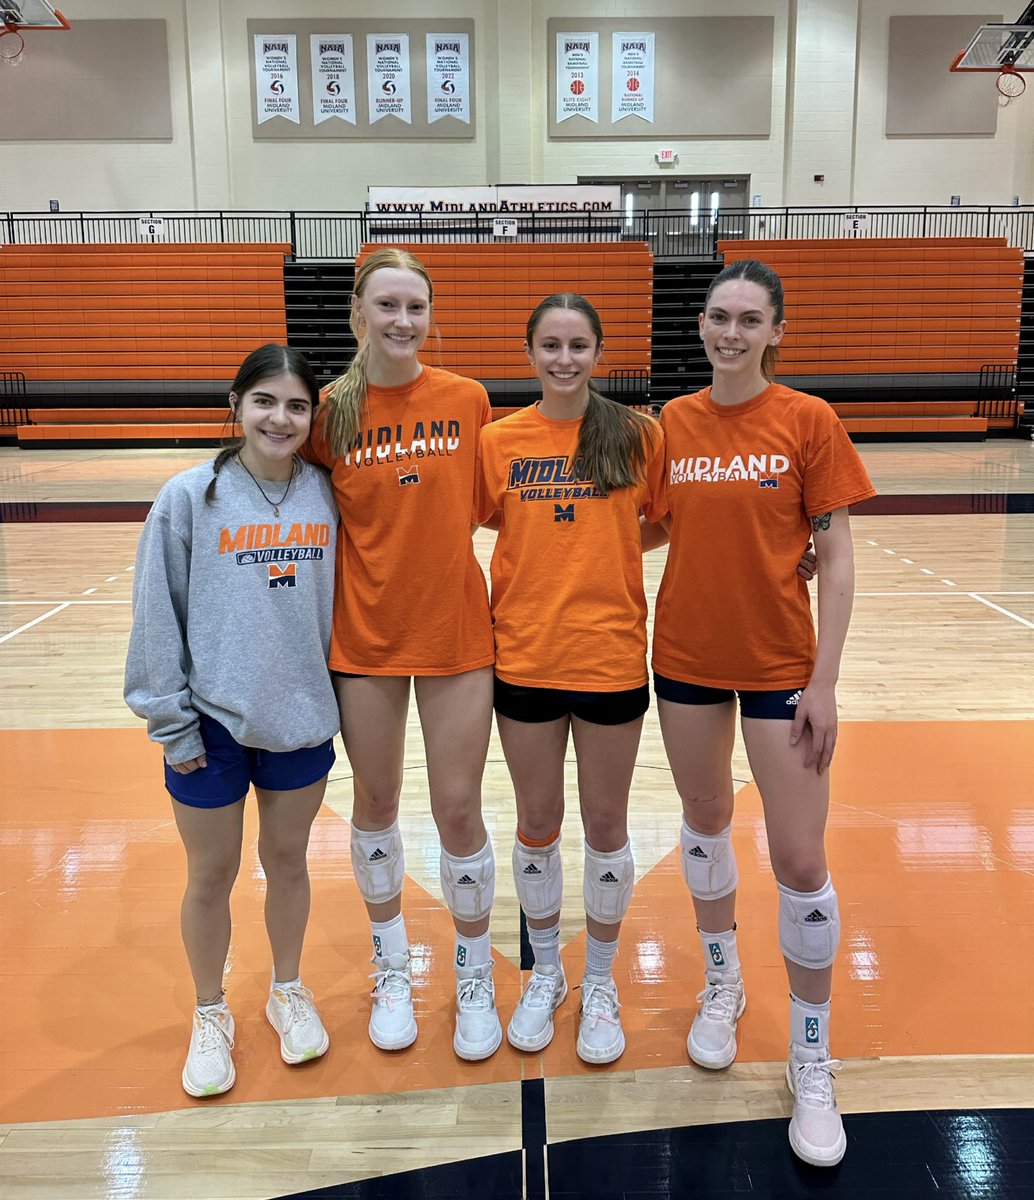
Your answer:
[841,211,870,232]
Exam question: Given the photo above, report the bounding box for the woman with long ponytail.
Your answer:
[303,248,502,1062]
[475,293,664,1063]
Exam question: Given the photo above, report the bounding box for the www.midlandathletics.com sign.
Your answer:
[367,185,621,215]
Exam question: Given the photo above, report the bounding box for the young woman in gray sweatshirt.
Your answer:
[125,344,340,1098]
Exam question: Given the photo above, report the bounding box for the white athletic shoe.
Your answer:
[454,959,503,1061]
[576,974,625,1064]
[507,964,568,1052]
[368,952,418,1051]
[687,972,746,1069]
[182,1005,235,1098]
[786,1046,847,1167]
[266,983,330,1064]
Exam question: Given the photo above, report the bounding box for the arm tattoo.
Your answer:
[811,512,832,531]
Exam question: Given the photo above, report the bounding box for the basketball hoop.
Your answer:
[0,26,25,64]
[997,63,1028,103]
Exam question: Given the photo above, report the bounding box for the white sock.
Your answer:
[528,920,562,971]
[455,928,492,972]
[272,976,301,991]
[698,927,740,980]
[371,913,408,960]
[584,931,618,980]
[790,992,831,1060]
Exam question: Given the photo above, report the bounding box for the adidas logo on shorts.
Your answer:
[522,864,542,876]
[686,845,708,860]
[599,871,620,884]
[786,690,803,706]
[456,874,476,887]
[804,909,828,923]
[369,848,387,862]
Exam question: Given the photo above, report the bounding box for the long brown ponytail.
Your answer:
[525,293,654,495]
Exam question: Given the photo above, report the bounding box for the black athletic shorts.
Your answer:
[653,673,807,722]
[494,675,650,726]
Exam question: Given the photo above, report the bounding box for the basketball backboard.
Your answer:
[1,2,70,29]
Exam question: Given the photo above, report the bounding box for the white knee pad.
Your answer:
[512,832,563,920]
[583,841,634,925]
[778,875,841,969]
[440,838,496,922]
[350,819,405,904]
[680,821,738,901]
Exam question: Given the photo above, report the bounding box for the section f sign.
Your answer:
[255,34,299,124]
[557,32,598,123]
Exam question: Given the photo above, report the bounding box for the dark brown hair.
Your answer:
[205,344,320,504]
[525,293,654,495]
[704,258,785,379]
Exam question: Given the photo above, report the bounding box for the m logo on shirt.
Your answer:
[397,464,421,486]
[554,503,575,523]
[268,563,297,589]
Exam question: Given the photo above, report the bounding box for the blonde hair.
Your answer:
[323,248,435,458]
[525,293,654,495]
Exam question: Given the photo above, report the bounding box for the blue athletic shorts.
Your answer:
[653,673,806,722]
[165,711,336,809]
[494,675,650,726]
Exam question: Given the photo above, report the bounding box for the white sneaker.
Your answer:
[266,983,330,1064]
[786,1046,847,1167]
[687,972,746,1069]
[368,952,418,1051]
[576,974,625,1064]
[454,959,503,1061]
[507,964,568,1052]
[182,1005,235,1098]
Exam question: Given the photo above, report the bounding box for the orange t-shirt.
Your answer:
[306,366,494,675]
[476,404,665,691]
[652,383,876,690]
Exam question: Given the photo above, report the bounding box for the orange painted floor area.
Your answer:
[1,721,1032,1125]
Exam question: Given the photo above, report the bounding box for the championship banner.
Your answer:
[556,32,598,123]
[254,34,299,125]
[367,34,412,124]
[426,33,470,124]
[311,35,357,126]
[612,32,655,123]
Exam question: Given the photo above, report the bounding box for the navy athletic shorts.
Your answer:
[653,673,807,722]
[165,711,335,809]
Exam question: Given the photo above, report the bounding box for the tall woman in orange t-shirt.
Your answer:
[651,259,876,1168]
[475,294,664,1065]
[304,248,501,1062]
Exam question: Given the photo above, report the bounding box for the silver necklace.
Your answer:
[237,454,298,517]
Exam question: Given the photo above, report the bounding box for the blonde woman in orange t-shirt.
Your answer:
[650,259,876,1168]
[304,249,501,1063]
[475,294,664,1064]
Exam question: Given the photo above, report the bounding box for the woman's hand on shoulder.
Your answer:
[789,681,837,774]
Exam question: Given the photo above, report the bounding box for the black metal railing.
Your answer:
[4,206,1034,260]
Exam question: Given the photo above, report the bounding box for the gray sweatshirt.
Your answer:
[124,457,340,764]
